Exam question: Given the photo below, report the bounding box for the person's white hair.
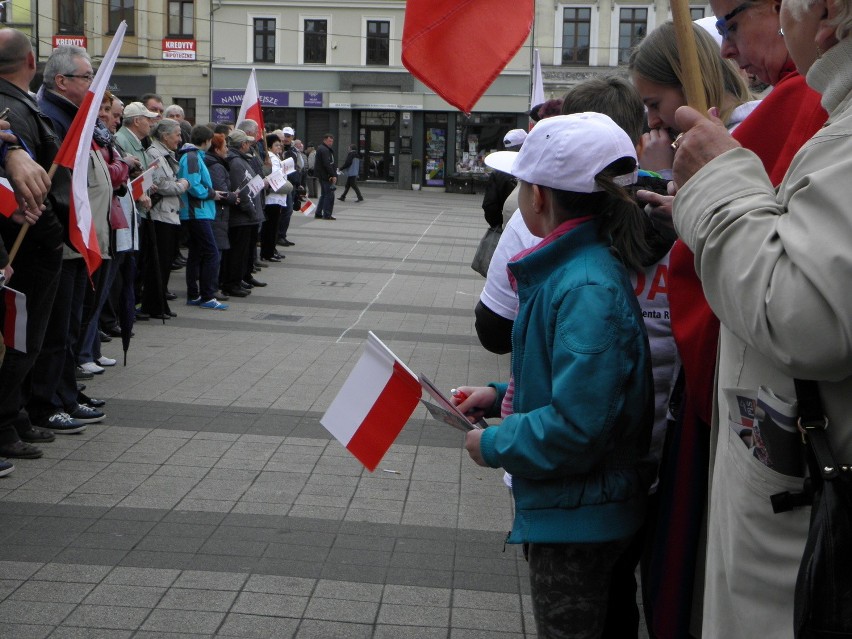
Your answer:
[163,104,184,119]
[237,119,259,136]
[784,0,852,39]
[152,117,181,141]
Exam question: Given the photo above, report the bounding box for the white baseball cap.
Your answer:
[485,113,637,193]
[503,129,527,149]
[281,126,295,136]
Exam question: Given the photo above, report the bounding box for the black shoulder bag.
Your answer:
[789,379,852,639]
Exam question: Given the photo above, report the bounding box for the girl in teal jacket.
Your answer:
[456,113,655,639]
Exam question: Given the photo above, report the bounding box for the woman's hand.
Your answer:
[452,385,497,424]
[672,106,740,189]
[639,129,675,173]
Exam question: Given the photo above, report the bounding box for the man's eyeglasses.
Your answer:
[62,72,94,82]
[715,1,753,40]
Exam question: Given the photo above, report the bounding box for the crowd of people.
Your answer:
[0,28,342,477]
[459,1,851,638]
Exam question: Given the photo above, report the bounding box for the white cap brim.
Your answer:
[484,151,519,176]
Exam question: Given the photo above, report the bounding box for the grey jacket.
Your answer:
[145,140,186,225]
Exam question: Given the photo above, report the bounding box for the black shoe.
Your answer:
[247,277,267,287]
[0,440,42,459]
[265,255,282,263]
[19,425,56,443]
[168,311,177,318]
[282,240,294,247]
[77,383,86,392]
[356,199,364,203]
[224,287,250,297]
[76,366,95,381]
[314,214,323,219]
[165,291,177,301]
[78,391,106,408]
[135,311,150,321]
[276,238,288,247]
[239,281,253,290]
[98,330,112,343]
[106,325,123,338]
[216,291,230,301]
[150,313,172,320]
[324,216,337,220]
[337,197,345,201]
[0,458,14,476]
[41,412,87,434]
[255,260,268,268]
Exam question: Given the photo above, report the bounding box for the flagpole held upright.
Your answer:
[7,163,60,268]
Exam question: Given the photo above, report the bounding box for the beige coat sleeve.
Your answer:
[673,133,852,381]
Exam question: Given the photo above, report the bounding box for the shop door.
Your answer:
[365,128,393,181]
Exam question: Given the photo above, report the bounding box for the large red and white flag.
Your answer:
[402,0,534,114]
[0,286,27,353]
[52,21,127,276]
[321,332,422,471]
[0,178,17,217]
[236,69,265,140]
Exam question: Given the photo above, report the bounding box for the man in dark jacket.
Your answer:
[0,29,70,459]
[314,133,337,220]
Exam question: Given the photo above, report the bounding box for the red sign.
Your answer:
[162,39,196,60]
[53,35,87,49]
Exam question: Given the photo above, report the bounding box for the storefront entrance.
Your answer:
[360,111,398,182]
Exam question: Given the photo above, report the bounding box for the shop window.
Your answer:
[168,0,194,37]
[618,8,647,65]
[366,20,390,66]
[59,0,84,33]
[254,18,276,63]
[455,114,515,173]
[562,7,591,65]
[690,6,706,19]
[424,113,448,186]
[109,0,135,34]
[304,19,327,64]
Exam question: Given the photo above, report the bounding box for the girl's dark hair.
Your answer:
[550,157,650,272]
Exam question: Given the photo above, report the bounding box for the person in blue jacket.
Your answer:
[455,113,655,639]
[177,125,228,310]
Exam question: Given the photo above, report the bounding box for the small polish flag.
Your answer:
[236,69,265,140]
[0,177,18,217]
[300,199,317,217]
[130,160,159,201]
[321,332,422,471]
[0,286,27,353]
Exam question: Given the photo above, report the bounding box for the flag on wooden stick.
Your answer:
[52,21,128,276]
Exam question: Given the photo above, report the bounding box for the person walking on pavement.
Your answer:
[315,133,337,220]
[337,144,363,203]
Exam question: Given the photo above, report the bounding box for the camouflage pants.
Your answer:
[527,538,631,639]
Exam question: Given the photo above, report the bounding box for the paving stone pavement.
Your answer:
[0,187,648,638]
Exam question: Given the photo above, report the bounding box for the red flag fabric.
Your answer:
[53,21,127,275]
[130,160,159,201]
[0,178,17,217]
[0,286,27,353]
[402,0,534,114]
[321,332,422,471]
[237,69,265,140]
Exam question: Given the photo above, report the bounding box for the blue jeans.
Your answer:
[317,179,336,218]
[78,254,121,365]
[185,219,220,301]
[0,242,63,443]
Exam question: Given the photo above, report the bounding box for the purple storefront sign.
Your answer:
[212,106,235,124]
[211,90,289,108]
[303,91,323,107]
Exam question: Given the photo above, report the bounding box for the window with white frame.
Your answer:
[562,7,592,65]
[617,7,647,64]
[304,19,328,64]
[253,18,276,62]
[366,20,390,65]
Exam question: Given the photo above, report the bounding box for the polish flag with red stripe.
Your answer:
[321,332,422,471]
[52,21,127,276]
[0,178,18,217]
[130,160,159,201]
[236,69,265,140]
[0,286,27,353]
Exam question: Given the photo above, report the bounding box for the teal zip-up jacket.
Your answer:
[177,144,216,221]
[480,221,655,544]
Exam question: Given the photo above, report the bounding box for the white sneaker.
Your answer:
[97,356,117,367]
[79,361,105,374]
